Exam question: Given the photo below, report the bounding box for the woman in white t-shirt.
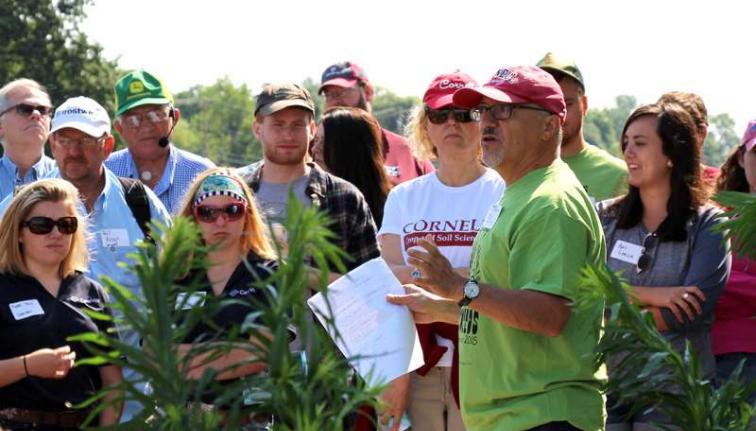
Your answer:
[378,72,505,431]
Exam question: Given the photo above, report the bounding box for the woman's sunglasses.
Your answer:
[193,203,246,223]
[21,216,78,235]
[425,107,477,125]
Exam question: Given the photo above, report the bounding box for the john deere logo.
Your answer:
[129,81,145,94]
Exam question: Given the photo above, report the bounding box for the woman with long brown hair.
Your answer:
[597,103,731,430]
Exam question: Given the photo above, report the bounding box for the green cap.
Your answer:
[114,70,173,116]
[536,52,585,91]
[254,83,315,117]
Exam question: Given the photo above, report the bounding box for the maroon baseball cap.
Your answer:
[318,61,370,93]
[423,72,478,109]
[742,119,756,152]
[453,65,566,121]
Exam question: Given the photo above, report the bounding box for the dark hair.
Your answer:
[657,92,708,143]
[321,107,392,227]
[614,103,707,241]
[717,145,749,193]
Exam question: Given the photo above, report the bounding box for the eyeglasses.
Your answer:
[425,107,478,125]
[193,203,246,223]
[471,103,551,121]
[54,134,105,149]
[636,232,659,273]
[21,216,78,235]
[119,109,171,129]
[0,103,54,118]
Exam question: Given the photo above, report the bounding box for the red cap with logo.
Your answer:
[423,72,478,109]
[742,119,756,152]
[453,65,566,121]
[318,61,370,93]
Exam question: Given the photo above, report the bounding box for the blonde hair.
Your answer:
[0,179,89,278]
[177,167,275,259]
[404,105,437,162]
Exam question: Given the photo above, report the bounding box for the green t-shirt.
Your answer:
[563,143,628,202]
[460,160,607,431]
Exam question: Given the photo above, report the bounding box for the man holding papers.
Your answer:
[388,66,606,431]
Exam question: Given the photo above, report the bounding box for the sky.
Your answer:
[81,0,755,135]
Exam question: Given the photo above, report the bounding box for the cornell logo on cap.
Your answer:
[129,81,145,94]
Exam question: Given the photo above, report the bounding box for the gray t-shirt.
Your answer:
[597,201,731,378]
[255,175,310,224]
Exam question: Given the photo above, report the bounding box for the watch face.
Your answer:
[465,281,480,298]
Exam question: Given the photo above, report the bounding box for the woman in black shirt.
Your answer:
[175,168,279,406]
[0,179,121,429]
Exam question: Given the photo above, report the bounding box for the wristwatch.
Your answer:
[458,278,480,307]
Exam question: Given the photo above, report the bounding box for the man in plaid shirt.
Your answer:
[238,83,379,271]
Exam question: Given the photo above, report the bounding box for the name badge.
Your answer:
[176,292,207,310]
[100,229,130,249]
[9,299,44,320]
[610,240,644,265]
[481,202,502,230]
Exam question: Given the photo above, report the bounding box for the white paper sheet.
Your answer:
[307,257,424,387]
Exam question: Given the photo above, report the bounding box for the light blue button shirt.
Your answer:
[105,144,215,214]
[0,154,58,201]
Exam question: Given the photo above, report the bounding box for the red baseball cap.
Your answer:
[423,72,478,109]
[742,119,756,152]
[318,61,370,93]
[453,65,566,121]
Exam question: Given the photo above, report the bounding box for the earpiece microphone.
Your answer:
[158,109,177,148]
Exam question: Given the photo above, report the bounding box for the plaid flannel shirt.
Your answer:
[240,162,380,270]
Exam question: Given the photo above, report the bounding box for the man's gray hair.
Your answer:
[0,78,50,114]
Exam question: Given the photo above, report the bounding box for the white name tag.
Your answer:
[9,299,44,320]
[100,229,130,249]
[481,202,502,230]
[176,292,207,310]
[610,240,644,265]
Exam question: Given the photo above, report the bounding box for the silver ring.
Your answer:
[411,268,421,279]
[683,293,689,300]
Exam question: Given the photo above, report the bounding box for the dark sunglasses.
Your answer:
[425,107,477,125]
[193,203,246,223]
[1,103,54,118]
[21,216,78,235]
[636,232,659,273]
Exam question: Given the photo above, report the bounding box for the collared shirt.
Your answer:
[0,271,114,410]
[239,161,380,271]
[0,154,58,201]
[105,144,215,214]
[0,168,171,347]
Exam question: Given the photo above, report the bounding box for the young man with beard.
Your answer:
[318,62,435,185]
[537,53,627,202]
[238,83,379,271]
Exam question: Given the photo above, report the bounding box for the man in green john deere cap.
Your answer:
[106,70,215,213]
[536,53,627,202]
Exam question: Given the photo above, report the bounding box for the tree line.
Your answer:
[1,0,740,167]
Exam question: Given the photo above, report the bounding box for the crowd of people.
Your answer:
[0,54,753,431]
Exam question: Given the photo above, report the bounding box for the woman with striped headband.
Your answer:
[175,167,278,425]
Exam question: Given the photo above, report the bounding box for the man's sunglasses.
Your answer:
[193,203,246,223]
[1,103,54,118]
[425,107,478,125]
[636,232,659,273]
[21,216,78,235]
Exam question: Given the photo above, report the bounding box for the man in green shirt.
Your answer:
[388,65,606,431]
[536,53,627,202]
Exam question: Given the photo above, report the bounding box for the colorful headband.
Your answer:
[192,174,247,207]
